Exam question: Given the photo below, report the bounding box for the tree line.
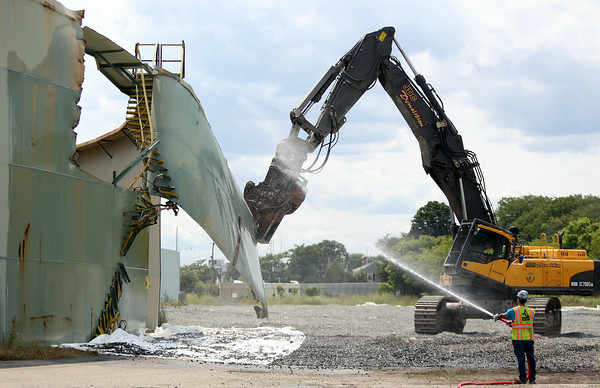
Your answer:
[179,194,600,297]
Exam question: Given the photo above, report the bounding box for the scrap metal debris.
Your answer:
[62,324,305,365]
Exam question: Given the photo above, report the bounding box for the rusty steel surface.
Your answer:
[244,164,307,244]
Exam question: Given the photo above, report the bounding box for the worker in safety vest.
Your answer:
[494,290,536,384]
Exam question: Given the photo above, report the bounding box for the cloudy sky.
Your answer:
[62,0,600,266]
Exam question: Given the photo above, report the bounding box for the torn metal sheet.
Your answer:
[149,74,268,317]
[83,26,150,95]
[63,324,305,364]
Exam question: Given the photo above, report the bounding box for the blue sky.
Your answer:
[62,0,600,265]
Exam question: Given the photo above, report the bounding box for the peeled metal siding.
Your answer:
[0,0,148,344]
[150,75,267,315]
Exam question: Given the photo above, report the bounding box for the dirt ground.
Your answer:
[1,303,599,387]
[0,356,599,387]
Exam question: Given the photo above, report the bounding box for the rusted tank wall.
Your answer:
[0,0,148,344]
[76,128,162,330]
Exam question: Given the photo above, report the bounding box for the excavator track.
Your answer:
[528,297,561,336]
[414,295,465,334]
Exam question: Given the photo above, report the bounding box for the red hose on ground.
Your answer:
[458,319,531,387]
[457,381,519,387]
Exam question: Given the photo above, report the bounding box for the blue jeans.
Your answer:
[512,340,536,383]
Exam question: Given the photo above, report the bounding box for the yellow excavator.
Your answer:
[243,27,599,336]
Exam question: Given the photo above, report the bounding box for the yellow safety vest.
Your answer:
[511,305,535,341]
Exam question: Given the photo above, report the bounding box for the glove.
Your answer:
[493,313,499,322]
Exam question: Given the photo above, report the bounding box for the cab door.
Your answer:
[488,239,510,282]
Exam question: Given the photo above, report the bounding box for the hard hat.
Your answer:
[517,290,529,300]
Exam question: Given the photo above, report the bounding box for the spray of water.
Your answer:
[330,219,495,317]
[376,248,494,317]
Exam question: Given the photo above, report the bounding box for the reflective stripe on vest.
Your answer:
[511,305,535,340]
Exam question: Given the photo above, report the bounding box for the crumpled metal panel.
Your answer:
[0,0,147,344]
[150,75,267,317]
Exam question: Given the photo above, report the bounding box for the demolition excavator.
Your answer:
[243,27,600,335]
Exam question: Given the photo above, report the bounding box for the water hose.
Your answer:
[458,381,519,387]
[457,319,531,387]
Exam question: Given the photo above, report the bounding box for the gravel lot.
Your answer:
[165,302,600,383]
[2,303,598,387]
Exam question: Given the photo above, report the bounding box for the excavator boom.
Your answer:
[244,26,494,242]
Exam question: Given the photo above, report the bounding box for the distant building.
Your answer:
[220,281,249,300]
[206,258,228,275]
[264,282,300,298]
[301,282,381,296]
[352,260,383,282]
[252,281,381,298]
[161,249,180,302]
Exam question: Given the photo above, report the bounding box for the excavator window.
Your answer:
[467,229,509,264]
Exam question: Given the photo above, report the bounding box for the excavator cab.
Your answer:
[443,218,516,285]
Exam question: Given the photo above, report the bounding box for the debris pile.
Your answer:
[62,324,304,365]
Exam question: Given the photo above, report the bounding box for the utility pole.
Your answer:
[210,242,215,283]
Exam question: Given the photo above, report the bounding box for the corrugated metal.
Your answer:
[150,75,267,316]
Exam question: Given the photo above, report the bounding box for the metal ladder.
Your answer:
[120,42,185,256]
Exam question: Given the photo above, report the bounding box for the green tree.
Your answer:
[259,253,289,283]
[180,261,218,293]
[376,234,404,256]
[495,195,600,241]
[323,261,354,282]
[352,270,368,282]
[305,286,320,297]
[590,229,600,260]
[495,195,549,233]
[180,268,197,294]
[375,231,452,295]
[376,234,451,280]
[563,217,599,254]
[375,262,432,295]
[223,264,241,282]
[409,201,451,237]
[286,240,349,282]
[377,282,395,294]
[347,253,366,271]
[276,285,285,297]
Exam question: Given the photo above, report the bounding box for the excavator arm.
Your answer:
[244,26,495,243]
